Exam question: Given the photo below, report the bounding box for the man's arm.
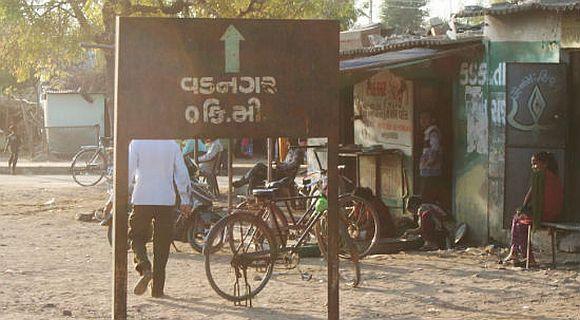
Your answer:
[197,142,219,163]
[173,144,191,206]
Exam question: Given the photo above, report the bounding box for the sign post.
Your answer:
[114,17,339,319]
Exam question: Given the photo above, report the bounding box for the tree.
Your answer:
[380,0,427,34]
[0,0,358,97]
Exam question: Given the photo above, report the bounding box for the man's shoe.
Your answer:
[133,271,152,295]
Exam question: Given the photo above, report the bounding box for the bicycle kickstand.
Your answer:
[232,268,252,307]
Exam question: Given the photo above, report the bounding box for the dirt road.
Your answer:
[0,175,579,319]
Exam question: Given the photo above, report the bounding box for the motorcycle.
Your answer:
[101,182,224,253]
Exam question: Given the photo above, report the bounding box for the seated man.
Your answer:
[196,138,223,175]
[233,139,304,192]
[405,195,450,250]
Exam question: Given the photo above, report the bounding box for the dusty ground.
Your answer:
[0,175,579,319]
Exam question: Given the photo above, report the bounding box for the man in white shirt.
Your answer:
[128,140,191,298]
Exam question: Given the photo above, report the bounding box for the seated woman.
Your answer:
[504,151,563,266]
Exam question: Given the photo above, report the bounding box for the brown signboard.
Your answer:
[116,17,339,139]
[114,17,341,320]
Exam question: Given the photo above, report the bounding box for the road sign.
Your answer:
[114,17,341,320]
[115,18,339,139]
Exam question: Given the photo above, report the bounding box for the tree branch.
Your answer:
[237,0,262,17]
[67,0,93,37]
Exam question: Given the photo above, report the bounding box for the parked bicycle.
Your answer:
[71,136,113,187]
[203,185,361,304]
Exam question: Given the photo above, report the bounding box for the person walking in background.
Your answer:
[128,140,191,298]
[418,111,443,204]
[3,124,20,175]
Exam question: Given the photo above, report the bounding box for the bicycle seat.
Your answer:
[252,188,278,199]
[265,176,294,189]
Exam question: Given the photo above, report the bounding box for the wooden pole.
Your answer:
[327,136,339,319]
[113,18,128,319]
[228,139,233,210]
[267,138,274,182]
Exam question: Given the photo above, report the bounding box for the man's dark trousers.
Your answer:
[129,205,173,296]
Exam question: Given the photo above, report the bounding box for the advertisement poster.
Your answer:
[354,71,413,155]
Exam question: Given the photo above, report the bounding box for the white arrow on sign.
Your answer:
[220,25,245,73]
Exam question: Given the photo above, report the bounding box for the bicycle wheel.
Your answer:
[71,148,107,187]
[187,210,223,253]
[315,194,380,259]
[312,209,361,287]
[340,223,361,288]
[205,212,277,302]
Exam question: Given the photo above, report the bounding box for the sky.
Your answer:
[355,0,488,26]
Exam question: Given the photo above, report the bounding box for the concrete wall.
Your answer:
[44,93,105,154]
[453,54,490,244]
[44,94,105,134]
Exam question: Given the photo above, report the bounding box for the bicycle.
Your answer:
[293,148,382,258]
[203,187,361,304]
[71,136,113,187]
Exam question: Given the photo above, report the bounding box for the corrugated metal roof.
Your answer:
[339,34,483,59]
[456,1,580,18]
[340,44,483,72]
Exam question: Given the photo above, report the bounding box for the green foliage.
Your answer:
[0,0,358,94]
[380,0,427,34]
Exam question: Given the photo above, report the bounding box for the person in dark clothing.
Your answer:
[233,139,305,191]
[3,125,20,175]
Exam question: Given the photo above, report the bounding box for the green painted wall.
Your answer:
[452,41,560,244]
[485,41,560,242]
[453,53,489,244]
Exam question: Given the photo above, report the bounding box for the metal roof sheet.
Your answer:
[456,1,580,18]
[339,35,483,58]
[340,43,483,72]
